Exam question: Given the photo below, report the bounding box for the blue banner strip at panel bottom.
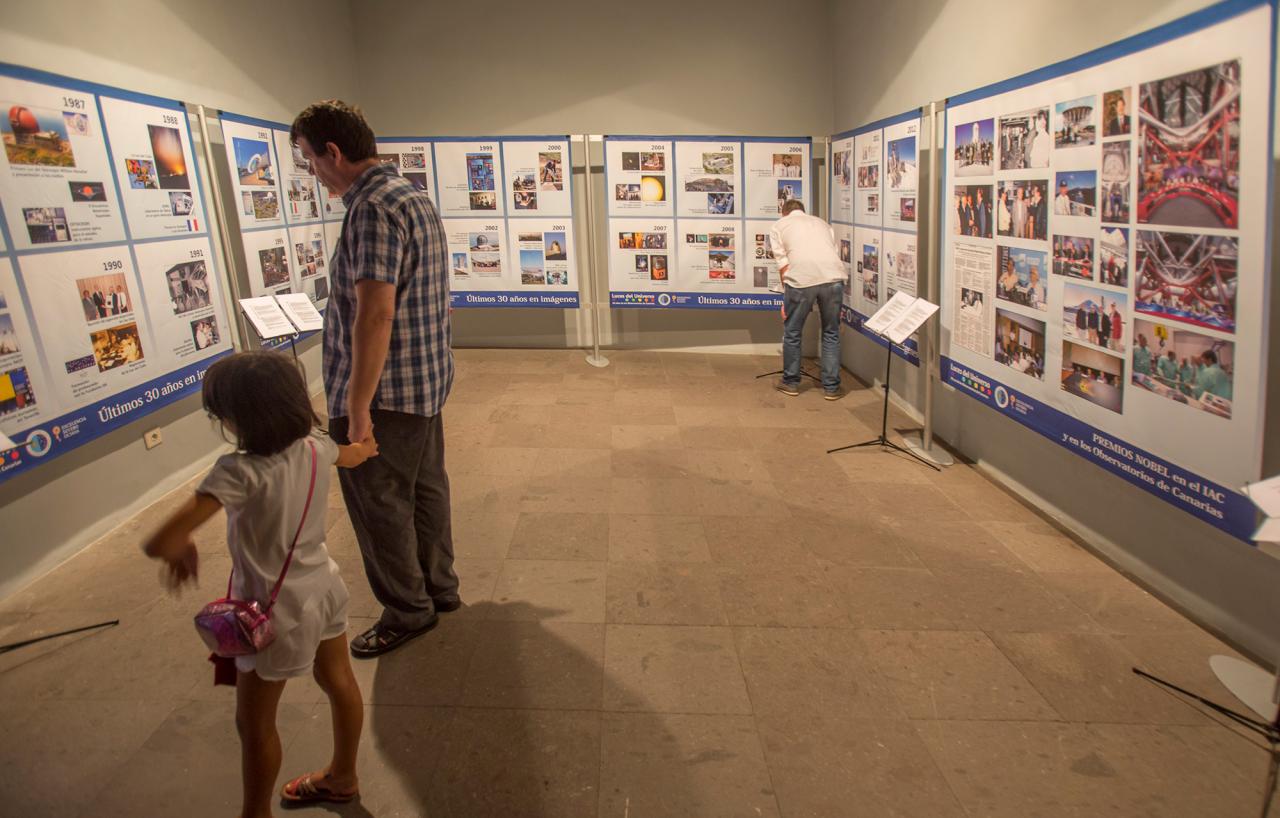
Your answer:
[940,356,1256,541]
[0,351,234,484]
[610,292,782,310]
[451,291,580,308]
[840,306,920,366]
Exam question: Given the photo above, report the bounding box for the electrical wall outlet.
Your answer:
[143,428,163,449]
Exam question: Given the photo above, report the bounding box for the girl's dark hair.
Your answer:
[202,351,318,456]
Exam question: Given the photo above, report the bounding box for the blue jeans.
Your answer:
[782,280,844,391]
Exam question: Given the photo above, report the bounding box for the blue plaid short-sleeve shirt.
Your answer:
[323,164,453,419]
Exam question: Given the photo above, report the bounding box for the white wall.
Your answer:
[831,0,1280,662]
[352,0,834,352]
[0,0,355,598]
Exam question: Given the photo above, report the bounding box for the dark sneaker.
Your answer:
[776,380,800,396]
[350,617,438,659]
[824,389,842,401]
[434,597,462,613]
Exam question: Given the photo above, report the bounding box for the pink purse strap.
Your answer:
[224,439,319,610]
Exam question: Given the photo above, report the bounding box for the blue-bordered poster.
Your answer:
[938,0,1275,539]
[605,135,811,309]
[0,62,233,483]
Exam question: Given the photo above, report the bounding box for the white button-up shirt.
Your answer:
[768,211,846,289]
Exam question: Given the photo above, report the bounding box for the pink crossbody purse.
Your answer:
[194,439,317,657]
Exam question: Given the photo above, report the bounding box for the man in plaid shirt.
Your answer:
[292,101,457,658]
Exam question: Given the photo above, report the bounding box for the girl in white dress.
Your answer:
[143,350,377,816]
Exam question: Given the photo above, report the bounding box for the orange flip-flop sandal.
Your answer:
[280,772,359,805]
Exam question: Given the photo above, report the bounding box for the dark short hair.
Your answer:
[1202,350,1217,364]
[781,200,806,215]
[202,351,317,456]
[290,100,376,161]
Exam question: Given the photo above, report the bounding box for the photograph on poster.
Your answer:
[63,110,90,136]
[241,192,252,216]
[1134,230,1236,333]
[258,246,289,288]
[643,232,666,250]
[708,193,734,214]
[621,152,640,171]
[1132,317,1233,417]
[860,244,879,273]
[832,149,851,186]
[641,176,666,202]
[1102,142,1131,223]
[294,240,323,277]
[378,153,398,167]
[513,191,537,210]
[1054,96,1096,148]
[901,198,916,222]
[773,153,803,177]
[685,176,733,192]
[887,137,916,190]
[996,246,1048,311]
[471,253,501,272]
[1053,234,1093,279]
[839,239,851,263]
[999,108,1051,169]
[233,137,273,186]
[547,270,568,285]
[191,316,219,350]
[545,232,567,260]
[520,249,545,284]
[23,206,71,244]
[857,165,879,188]
[147,125,189,189]
[995,308,1045,379]
[451,252,468,276]
[650,255,668,281]
[709,250,735,279]
[470,192,497,210]
[1054,170,1097,217]
[402,172,429,194]
[953,184,993,238]
[165,260,211,314]
[754,233,774,260]
[641,152,665,171]
[753,266,768,287]
[635,254,649,273]
[289,143,309,173]
[539,152,563,190]
[401,152,426,169]
[513,173,536,191]
[708,234,732,250]
[1138,60,1239,229]
[0,313,18,355]
[0,367,36,416]
[169,191,193,216]
[252,190,279,219]
[77,273,133,321]
[777,181,801,206]
[90,322,144,371]
[1103,88,1131,137]
[467,153,495,191]
[862,265,879,302]
[959,287,984,318]
[470,232,499,252]
[69,181,107,202]
[867,193,879,214]
[615,183,640,202]
[955,118,995,176]
[312,277,329,301]
[1099,227,1129,287]
[1063,282,1127,351]
[126,158,157,189]
[1061,340,1124,413]
[2,104,75,167]
[996,179,1048,241]
[702,152,734,174]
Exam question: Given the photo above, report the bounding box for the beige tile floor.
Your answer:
[0,348,1272,817]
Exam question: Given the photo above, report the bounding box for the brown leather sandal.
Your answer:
[280,772,359,805]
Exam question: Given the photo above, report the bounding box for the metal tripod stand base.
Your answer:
[585,353,610,368]
[827,435,942,471]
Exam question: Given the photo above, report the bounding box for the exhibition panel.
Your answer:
[0,63,233,483]
[938,0,1272,539]
[831,111,922,365]
[605,135,811,309]
[375,136,579,309]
